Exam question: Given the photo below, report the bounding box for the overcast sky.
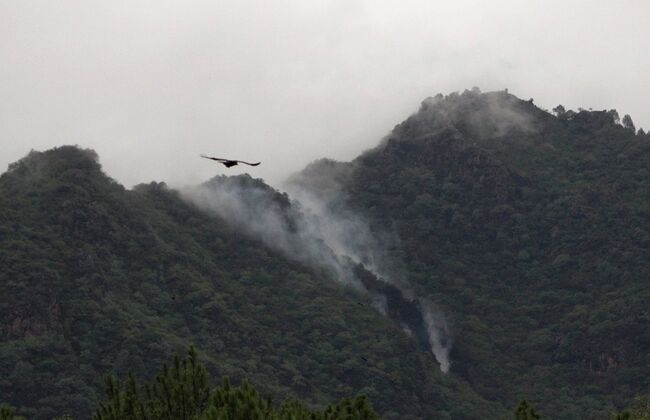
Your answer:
[1,0,649,188]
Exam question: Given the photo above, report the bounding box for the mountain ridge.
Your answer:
[0,146,499,419]
[1,89,649,419]
[290,89,649,418]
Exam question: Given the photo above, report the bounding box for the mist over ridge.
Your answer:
[182,171,454,373]
[1,85,648,418]
[177,86,650,375]
[2,0,649,415]
[3,0,650,188]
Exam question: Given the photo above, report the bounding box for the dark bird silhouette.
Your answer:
[200,154,261,168]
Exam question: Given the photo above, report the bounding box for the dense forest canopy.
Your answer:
[0,146,496,419]
[293,89,649,418]
[1,89,648,419]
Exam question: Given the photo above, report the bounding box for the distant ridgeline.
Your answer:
[1,88,649,419]
[291,89,650,419]
[184,173,453,374]
[0,146,499,419]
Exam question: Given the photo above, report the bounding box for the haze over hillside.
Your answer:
[2,2,649,188]
[1,89,648,419]
[296,89,650,418]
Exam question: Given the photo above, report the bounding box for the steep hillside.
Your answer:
[2,88,648,419]
[290,89,650,419]
[0,146,500,419]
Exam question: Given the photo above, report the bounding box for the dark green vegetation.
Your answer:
[293,89,650,419]
[613,395,650,420]
[513,400,541,420]
[1,89,648,419]
[92,346,377,420]
[0,146,498,418]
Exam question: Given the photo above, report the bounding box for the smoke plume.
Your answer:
[181,172,452,373]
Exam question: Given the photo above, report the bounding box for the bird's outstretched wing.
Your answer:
[235,160,261,166]
[200,155,261,167]
[200,154,227,162]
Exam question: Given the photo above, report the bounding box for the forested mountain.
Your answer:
[0,146,498,419]
[291,89,650,418]
[1,89,648,419]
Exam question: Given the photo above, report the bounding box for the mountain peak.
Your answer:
[394,89,545,145]
[2,146,105,188]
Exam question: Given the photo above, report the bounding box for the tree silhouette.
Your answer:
[514,400,541,420]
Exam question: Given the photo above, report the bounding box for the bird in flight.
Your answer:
[200,154,261,168]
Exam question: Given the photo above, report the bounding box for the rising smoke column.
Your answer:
[182,174,452,373]
[421,301,452,373]
[182,174,364,288]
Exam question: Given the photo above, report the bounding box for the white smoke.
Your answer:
[370,294,388,316]
[181,176,361,288]
[421,301,452,373]
[400,323,413,338]
[284,184,394,281]
[181,174,452,373]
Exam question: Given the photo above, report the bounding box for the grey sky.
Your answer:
[1,1,648,188]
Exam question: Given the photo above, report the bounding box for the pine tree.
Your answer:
[0,405,23,420]
[514,399,541,420]
[93,346,379,420]
[622,114,636,131]
[93,346,211,420]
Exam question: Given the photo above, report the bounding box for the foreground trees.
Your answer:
[93,347,378,420]
[614,395,650,420]
[514,400,540,420]
[2,349,647,419]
